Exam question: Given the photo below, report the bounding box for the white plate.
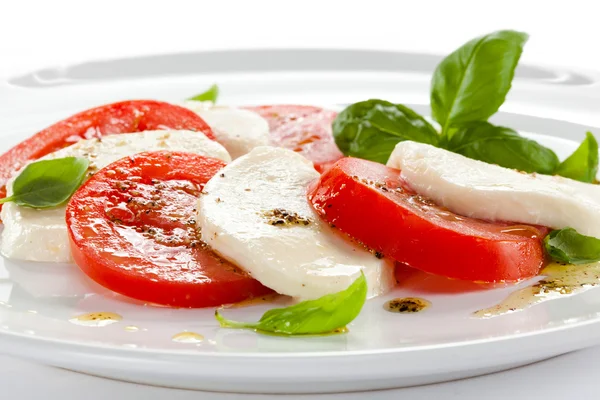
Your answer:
[2,50,600,394]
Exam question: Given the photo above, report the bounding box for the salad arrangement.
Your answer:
[1,29,599,337]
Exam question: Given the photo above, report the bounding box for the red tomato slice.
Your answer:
[0,100,215,205]
[66,151,271,307]
[245,105,343,172]
[308,157,549,282]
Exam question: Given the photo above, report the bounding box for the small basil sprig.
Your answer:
[0,157,89,208]
[215,272,367,335]
[445,121,559,174]
[555,132,599,183]
[431,30,528,135]
[331,31,597,181]
[188,84,219,102]
[333,100,439,164]
[544,228,600,265]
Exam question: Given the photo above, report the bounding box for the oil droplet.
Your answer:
[26,310,38,314]
[384,297,431,313]
[474,262,600,318]
[69,312,122,327]
[172,331,204,343]
[332,327,349,334]
[124,325,139,332]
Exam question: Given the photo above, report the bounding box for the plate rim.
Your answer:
[5,48,599,89]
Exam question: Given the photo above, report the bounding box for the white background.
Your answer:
[2,1,600,398]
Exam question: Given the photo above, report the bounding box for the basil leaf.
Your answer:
[544,228,600,265]
[431,30,528,134]
[0,157,89,208]
[215,272,367,335]
[333,99,439,164]
[446,121,559,174]
[188,84,219,102]
[555,132,599,183]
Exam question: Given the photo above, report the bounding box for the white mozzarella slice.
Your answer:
[182,100,270,159]
[387,141,600,238]
[1,130,230,263]
[197,146,395,300]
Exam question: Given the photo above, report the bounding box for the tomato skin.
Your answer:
[0,100,214,204]
[308,157,549,282]
[67,151,270,308]
[245,105,343,172]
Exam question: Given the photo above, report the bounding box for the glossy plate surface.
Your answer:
[1,50,600,393]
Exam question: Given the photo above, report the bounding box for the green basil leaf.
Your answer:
[544,228,600,265]
[0,157,89,208]
[431,30,528,134]
[446,121,559,174]
[215,272,367,335]
[555,132,599,183]
[188,84,219,102]
[333,99,439,164]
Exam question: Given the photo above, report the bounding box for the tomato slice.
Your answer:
[308,157,549,282]
[245,105,343,172]
[0,100,215,205]
[66,151,270,307]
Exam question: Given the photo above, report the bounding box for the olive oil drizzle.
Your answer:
[474,262,600,318]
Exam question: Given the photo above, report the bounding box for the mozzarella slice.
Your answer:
[1,130,230,263]
[182,100,270,159]
[387,141,600,238]
[197,146,395,300]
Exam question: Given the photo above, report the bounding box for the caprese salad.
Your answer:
[1,29,599,336]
